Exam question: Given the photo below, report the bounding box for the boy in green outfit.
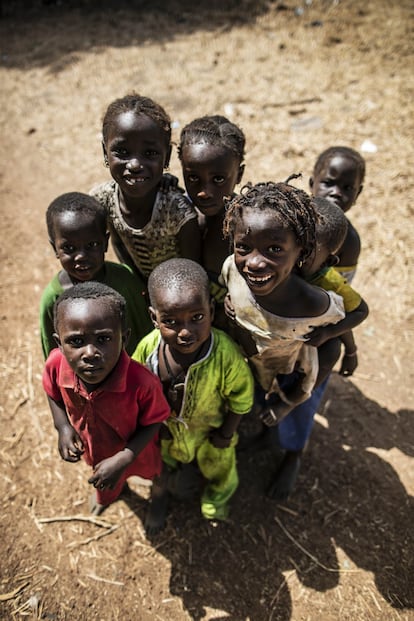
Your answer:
[133,258,254,533]
[40,192,152,359]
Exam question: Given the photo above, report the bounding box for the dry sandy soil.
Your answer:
[0,0,413,619]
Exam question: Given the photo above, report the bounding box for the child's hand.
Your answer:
[159,173,182,194]
[88,450,132,491]
[339,351,358,376]
[57,425,84,462]
[260,399,293,427]
[209,428,233,449]
[224,294,236,321]
[304,326,331,348]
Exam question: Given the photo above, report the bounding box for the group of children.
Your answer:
[40,93,368,533]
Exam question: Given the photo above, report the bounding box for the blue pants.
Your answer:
[259,375,330,452]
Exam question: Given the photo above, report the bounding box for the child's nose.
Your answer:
[246,250,266,269]
[74,248,87,260]
[197,187,213,199]
[127,157,143,171]
[83,344,101,359]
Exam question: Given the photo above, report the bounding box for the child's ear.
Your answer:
[237,163,245,185]
[49,239,58,257]
[53,333,62,349]
[356,184,363,198]
[104,231,110,252]
[102,141,109,167]
[149,306,159,328]
[122,328,131,348]
[309,177,314,190]
[326,254,340,267]
[164,144,172,169]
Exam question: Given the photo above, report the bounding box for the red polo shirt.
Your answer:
[43,349,170,505]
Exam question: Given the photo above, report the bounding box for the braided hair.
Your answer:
[178,115,245,163]
[102,93,171,146]
[223,181,318,262]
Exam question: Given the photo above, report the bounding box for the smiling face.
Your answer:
[233,207,302,298]
[55,298,126,390]
[181,143,243,217]
[310,154,363,213]
[150,286,213,358]
[104,111,170,202]
[52,211,108,283]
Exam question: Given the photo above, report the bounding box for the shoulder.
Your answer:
[211,328,246,361]
[163,189,197,215]
[132,329,160,361]
[40,273,63,307]
[338,219,361,265]
[89,180,117,204]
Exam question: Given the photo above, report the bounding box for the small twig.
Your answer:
[37,514,115,528]
[263,97,321,109]
[274,517,360,573]
[86,573,124,586]
[0,582,30,601]
[277,505,300,517]
[67,525,120,548]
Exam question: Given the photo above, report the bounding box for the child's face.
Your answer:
[55,298,126,389]
[310,155,363,213]
[181,143,243,217]
[52,212,108,282]
[234,207,302,298]
[150,287,213,357]
[301,242,333,277]
[104,111,170,201]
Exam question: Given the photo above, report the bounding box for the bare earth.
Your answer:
[0,1,413,619]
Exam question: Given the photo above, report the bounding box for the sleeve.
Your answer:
[42,350,64,403]
[39,283,59,360]
[134,366,171,427]
[105,264,153,354]
[221,337,255,415]
[323,268,362,312]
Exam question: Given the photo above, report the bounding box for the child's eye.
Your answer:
[192,313,204,322]
[113,148,128,157]
[213,176,225,184]
[62,244,75,253]
[187,174,199,183]
[97,335,111,343]
[67,337,83,347]
[145,149,159,158]
[268,245,282,254]
[235,242,250,254]
[162,318,176,327]
[88,241,101,249]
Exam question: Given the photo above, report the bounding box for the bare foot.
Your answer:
[89,492,107,516]
[267,451,302,501]
[144,489,169,536]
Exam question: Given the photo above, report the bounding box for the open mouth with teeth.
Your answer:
[244,273,273,287]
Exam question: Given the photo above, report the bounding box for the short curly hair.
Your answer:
[223,181,318,262]
[54,281,127,333]
[148,258,210,309]
[313,146,366,183]
[178,115,245,162]
[313,197,348,255]
[102,93,171,146]
[46,192,107,242]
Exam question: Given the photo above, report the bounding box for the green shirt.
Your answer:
[39,261,153,359]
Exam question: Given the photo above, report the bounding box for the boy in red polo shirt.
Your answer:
[43,281,170,515]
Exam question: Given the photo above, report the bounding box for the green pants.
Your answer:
[161,434,239,520]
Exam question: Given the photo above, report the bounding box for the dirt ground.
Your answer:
[0,0,413,619]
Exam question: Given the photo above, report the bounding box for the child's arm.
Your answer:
[178,218,202,264]
[338,223,361,267]
[88,422,162,491]
[47,396,84,462]
[304,299,368,348]
[209,411,243,449]
[339,331,358,376]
